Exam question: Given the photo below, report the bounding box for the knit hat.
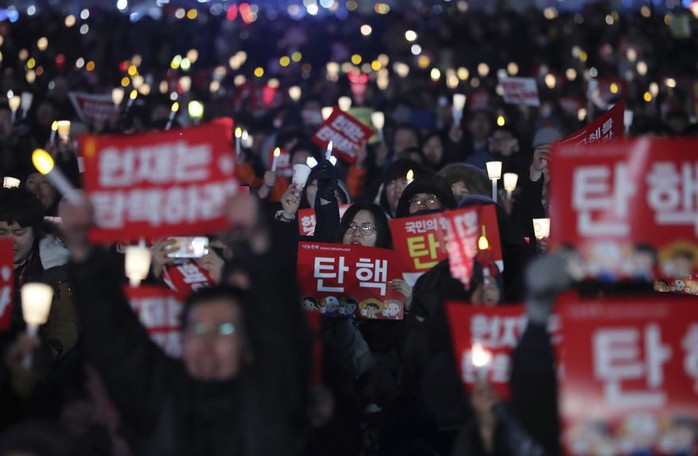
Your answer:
[532,127,563,148]
[395,174,456,218]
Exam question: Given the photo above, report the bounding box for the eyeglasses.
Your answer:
[408,194,440,209]
[186,322,236,338]
[346,223,376,235]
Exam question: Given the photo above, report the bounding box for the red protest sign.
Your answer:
[561,100,624,145]
[80,123,238,243]
[162,260,215,298]
[550,137,698,281]
[297,242,406,320]
[68,92,119,127]
[0,239,13,331]
[389,212,449,275]
[443,207,479,287]
[298,204,351,237]
[557,295,698,455]
[389,206,503,283]
[446,303,528,399]
[124,285,184,358]
[311,108,373,164]
[499,77,540,107]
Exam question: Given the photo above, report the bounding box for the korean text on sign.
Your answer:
[557,295,698,455]
[297,242,406,320]
[550,136,698,281]
[311,108,373,164]
[125,285,184,358]
[80,122,238,242]
[389,213,449,273]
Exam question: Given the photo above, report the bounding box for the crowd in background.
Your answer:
[0,2,697,455]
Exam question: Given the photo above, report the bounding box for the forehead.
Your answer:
[0,221,28,231]
[351,209,375,224]
[188,298,241,322]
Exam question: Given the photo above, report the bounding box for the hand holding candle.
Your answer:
[32,149,82,204]
[21,282,53,369]
[503,173,518,200]
[271,147,281,172]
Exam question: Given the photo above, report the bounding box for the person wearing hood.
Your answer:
[394,174,457,218]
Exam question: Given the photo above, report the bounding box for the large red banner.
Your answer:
[311,108,373,164]
[124,285,184,358]
[550,137,698,281]
[298,205,351,237]
[80,123,238,243]
[297,242,406,320]
[0,239,13,331]
[561,100,624,145]
[389,206,503,282]
[446,303,528,399]
[557,295,698,455]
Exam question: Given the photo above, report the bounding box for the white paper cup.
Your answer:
[292,164,312,188]
[532,218,551,240]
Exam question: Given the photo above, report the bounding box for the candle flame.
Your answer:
[32,149,55,175]
[129,89,138,100]
[235,127,242,138]
[471,342,492,368]
[51,121,58,132]
[406,169,414,181]
[273,147,281,157]
[171,102,179,112]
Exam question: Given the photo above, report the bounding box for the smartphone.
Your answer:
[166,237,209,258]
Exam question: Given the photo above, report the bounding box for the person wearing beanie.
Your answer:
[372,159,425,218]
[394,174,457,218]
[437,163,491,203]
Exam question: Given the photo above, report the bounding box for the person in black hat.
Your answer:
[394,174,457,218]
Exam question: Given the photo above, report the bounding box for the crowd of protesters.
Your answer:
[0,2,697,455]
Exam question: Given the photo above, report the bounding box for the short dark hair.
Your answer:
[0,187,44,228]
[181,285,246,328]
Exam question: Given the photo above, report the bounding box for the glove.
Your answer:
[313,158,338,202]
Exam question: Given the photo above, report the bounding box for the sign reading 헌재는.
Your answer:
[80,122,238,243]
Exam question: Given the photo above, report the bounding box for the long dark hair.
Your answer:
[337,202,392,249]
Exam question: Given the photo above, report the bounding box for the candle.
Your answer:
[21,282,53,369]
[478,226,489,250]
[452,93,466,124]
[321,106,333,121]
[241,130,253,149]
[56,120,71,143]
[125,245,152,287]
[271,147,281,172]
[406,169,414,186]
[371,111,385,144]
[234,127,242,158]
[325,140,333,160]
[532,218,551,240]
[50,121,58,143]
[338,96,352,112]
[188,100,204,123]
[503,172,518,199]
[112,87,125,107]
[126,89,137,110]
[471,342,492,381]
[288,85,302,102]
[9,95,20,122]
[3,177,20,188]
[166,102,179,130]
[20,92,33,118]
[306,156,318,168]
[31,149,82,204]
[486,161,502,201]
